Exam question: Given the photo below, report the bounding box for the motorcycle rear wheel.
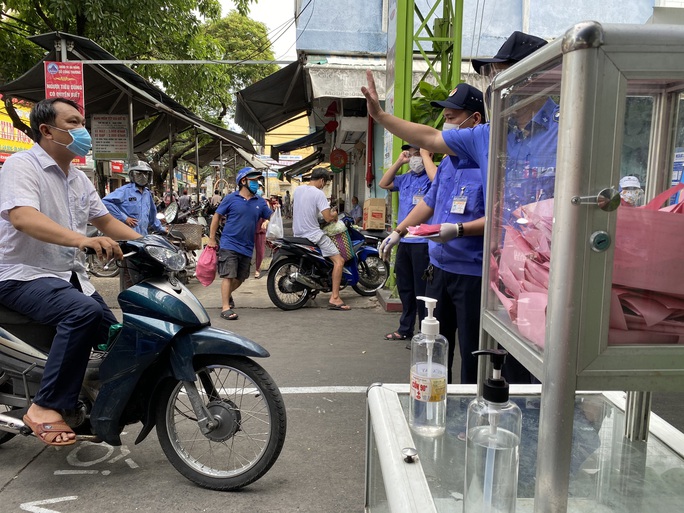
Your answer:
[352,255,389,296]
[87,254,120,278]
[266,257,312,310]
[155,355,287,491]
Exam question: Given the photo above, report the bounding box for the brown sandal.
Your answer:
[23,415,76,446]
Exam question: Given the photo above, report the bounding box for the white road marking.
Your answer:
[19,496,78,513]
[54,470,99,475]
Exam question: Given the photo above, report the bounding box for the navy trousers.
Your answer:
[0,276,116,410]
[394,242,430,337]
[424,266,482,384]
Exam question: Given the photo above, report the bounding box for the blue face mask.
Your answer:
[49,126,92,157]
[256,188,264,197]
[247,181,259,194]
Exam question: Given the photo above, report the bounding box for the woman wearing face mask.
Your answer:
[378,144,434,343]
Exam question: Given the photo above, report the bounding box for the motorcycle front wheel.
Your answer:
[266,257,312,310]
[352,255,389,296]
[155,356,287,491]
[87,254,120,278]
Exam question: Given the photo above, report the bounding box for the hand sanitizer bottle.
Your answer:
[409,296,448,437]
[463,349,522,513]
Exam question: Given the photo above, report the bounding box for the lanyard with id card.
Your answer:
[412,194,424,205]
[451,187,467,214]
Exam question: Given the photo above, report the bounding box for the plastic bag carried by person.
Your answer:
[266,207,284,240]
[196,245,218,286]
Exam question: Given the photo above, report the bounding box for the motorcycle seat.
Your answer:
[283,236,316,245]
[0,303,56,352]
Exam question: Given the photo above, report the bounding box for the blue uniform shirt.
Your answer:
[442,97,560,214]
[423,157,485,276]
[102,183,164,235]
[216,191,272,257]
[392,170,432,244]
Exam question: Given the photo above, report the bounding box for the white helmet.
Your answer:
[129,161,153,187]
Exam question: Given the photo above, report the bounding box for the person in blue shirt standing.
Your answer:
[380,84,486,383]
[102,161,166,236]
[365,31,551,384]
[379,144,434,343]
[207,167,273,321]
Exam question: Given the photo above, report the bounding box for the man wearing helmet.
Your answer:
[102,161,166,236]
[207,167,273,321]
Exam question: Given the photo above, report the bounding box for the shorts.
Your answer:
[218,249,251,281]
[315,234,340,258]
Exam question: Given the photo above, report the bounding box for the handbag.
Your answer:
[196,245,218,287]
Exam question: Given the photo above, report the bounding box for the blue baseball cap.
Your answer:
[236,166,262,183]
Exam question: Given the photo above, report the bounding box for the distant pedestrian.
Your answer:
[178,189,191,212]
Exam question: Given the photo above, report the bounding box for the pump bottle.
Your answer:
[463,349,522,513]
[409,296,448,436]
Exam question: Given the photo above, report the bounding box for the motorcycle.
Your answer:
[266,215,389,311]
[0,235,287,490]
[85,224,121,278]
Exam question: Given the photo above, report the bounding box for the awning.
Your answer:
[280,150,323,180]
[270,128,326,161]
[0,31,255,154]
[235,61,310,146]
[181,139,268,169]
[305,54,441,100]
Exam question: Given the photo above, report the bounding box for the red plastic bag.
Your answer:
[196,245,218,286]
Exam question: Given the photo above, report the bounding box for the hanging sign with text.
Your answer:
[91,114,130,160]
[44,61,84,110]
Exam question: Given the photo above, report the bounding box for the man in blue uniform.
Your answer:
[207,167,272,320]
[102,161,166,236]
[365,32,552,383]
[379,144,434,342]
[380,84,486,383]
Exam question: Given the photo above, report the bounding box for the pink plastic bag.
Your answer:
[613,183,684,295]
[196,245,218,286]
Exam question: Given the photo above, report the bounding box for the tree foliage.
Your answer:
[0,1,279,195]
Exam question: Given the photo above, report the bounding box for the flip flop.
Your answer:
[384,332,408,341]
[22,415,76,447]
[254,271,261,279]
[328,303,351,311]
[220,309,239,320]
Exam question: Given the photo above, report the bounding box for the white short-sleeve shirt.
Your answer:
[0,144,109,295]
[292,185,330,241]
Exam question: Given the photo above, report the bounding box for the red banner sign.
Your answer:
[44,62,84,110]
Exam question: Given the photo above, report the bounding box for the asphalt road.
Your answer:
[2,273,683,513]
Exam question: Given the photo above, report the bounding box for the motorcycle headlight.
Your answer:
[146,245,186,271]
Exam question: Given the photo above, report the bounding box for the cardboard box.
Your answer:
[363,198,386,230]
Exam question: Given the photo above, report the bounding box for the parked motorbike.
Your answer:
[266,215,389,310]
[85,224,121,278]
[0,234,287,490]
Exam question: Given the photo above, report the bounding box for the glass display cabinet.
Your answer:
[481,21,684,512]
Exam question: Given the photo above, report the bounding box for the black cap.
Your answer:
[472,31,548,74]
[310,167,331,182]
[401,144,419,151]
[430,83,485,116]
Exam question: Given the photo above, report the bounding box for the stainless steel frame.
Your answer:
[480,21,684,513]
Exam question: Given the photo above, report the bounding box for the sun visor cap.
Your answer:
[236,166,262,183]
[430,83,485,116]
[619,175,641,189]
[472,31,548,74]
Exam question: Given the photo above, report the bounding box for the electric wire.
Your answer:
[0,11,43,32]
